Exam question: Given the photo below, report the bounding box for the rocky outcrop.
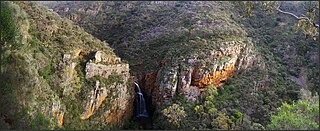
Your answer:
[132,40,255,106]
[52,100,65,128]
[85,63,129,79]
[85,51,127,79]
[80,51,133,125]
[93,51,121,64]
[179,67,201,101]
[192,43,251,87]
[146,40,256,105]
[52,50,133,127]
[80,80,106,120]
[67,13,80,22]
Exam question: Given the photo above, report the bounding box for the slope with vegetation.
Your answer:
[0,1,134,129]
[1,1,318,130]
[44,1,319,130]
[46,0,256,108]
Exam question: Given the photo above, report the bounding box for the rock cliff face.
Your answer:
[0,1,133,129]
[130,41,255,106]
[81,51,132,124]
[151,40,255,105]
[192,42,255,87]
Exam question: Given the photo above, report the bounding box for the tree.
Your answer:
[234,1,319,40]
[267,95,319,130]
[153,103,187,129]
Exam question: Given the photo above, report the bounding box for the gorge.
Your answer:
[0,1,319,130]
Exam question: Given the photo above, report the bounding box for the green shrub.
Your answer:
[267,97,319,130]
[30,112,50,130]
[38,62,52,82]
[211,112,234,129]
[230,109,242,122]
[0,1,18,45]
[158,103,187,129]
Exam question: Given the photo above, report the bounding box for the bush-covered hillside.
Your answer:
[1,1,318,130]
[46,1,253,72]
[0,1,133,130]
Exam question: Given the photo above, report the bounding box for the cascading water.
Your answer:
[134,82,149,118]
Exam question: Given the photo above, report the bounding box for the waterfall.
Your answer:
[134,82,149,118]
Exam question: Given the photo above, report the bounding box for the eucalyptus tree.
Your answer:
[234,1,319,40]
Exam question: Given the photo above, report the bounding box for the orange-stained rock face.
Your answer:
[58,112,64,128]
[52,101,65,128]
[81,81,106,120]
[80,102,94,120]
[105,97,133,124]
[192,63,235,88]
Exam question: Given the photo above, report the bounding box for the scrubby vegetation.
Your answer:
[1,1,319,130]
[151,2,319,130]
[1,1,132,130]
[267,95,319,130]
[46,1,251,73]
